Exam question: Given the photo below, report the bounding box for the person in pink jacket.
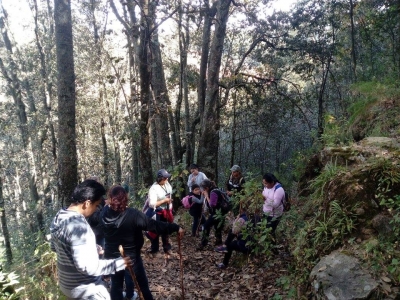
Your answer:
[262,173,285,245]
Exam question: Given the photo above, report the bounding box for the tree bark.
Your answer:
[54,0,78,206]
[198,0,231,179]
[0,8,44,231]
[349,0,357,81]
[150,32,174,167]
[138,0,153,186]
[0,161,12,265]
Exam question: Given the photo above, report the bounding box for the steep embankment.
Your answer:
[292,87,400,299]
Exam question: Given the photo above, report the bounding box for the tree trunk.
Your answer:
[138,0,153,186]
[150,32,174,167]
[0,9,44,231]
[54,0,78,207]
[0,161,12,265]
[349,0,357,81]
[198,0,231,179]
[198,0,217,119]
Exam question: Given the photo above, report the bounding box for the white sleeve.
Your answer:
[148,185,158,208]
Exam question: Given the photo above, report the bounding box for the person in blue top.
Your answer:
[187,184,206,236]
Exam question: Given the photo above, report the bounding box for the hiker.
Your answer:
[226,165,245,197]
[146,169,174,255]
[215,206,260,269]
[262,173,285,244]
[86,176,106,254]
[186,184,206,236]
[50,179,132,300]
[187,163,208,192]
[197,179,226,250]
[101,185,184,300]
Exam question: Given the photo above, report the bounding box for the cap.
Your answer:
[230,165,241,172]
[157,169,171,179]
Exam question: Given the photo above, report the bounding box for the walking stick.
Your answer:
[119,245,145,300]
[177,234,185,300]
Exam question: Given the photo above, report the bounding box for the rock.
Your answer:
[371,213,393,235]
[310,251,378,300]
[360,137,399,148]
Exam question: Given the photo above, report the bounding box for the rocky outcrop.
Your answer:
[310,251,378,300]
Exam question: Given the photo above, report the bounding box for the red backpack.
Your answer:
[181,195,193,209]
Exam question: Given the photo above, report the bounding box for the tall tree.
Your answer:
[54,0,78,206]
[0,161,12,265]
[198,0,232,179]
[0,5,44,231]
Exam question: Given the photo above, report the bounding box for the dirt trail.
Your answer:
[141,231,290,299]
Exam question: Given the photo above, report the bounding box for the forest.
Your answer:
[0,0,399,299]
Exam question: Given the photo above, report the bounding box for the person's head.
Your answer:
[156,169,171,184]
[191,184,201,195]
[189,164,199,175]
[70,179,106,216]
[230,165,242,177]
[108,185,129,212]
[199,179,216,192]
[262,173,278,189]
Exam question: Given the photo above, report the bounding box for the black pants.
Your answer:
[265,215,281,245]
[189,204,205,236]
[150,213,171,253]
[201,214,224,246]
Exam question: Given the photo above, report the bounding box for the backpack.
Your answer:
[274,184,291,212]
[213,189,232,215]
[181,195,193,209]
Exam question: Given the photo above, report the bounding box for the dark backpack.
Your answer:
[274,184,291,212]
[213,189,232,214]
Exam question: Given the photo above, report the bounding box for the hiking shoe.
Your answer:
[215,246,227,253]
[123,291,138,300]
[216,262,226,269]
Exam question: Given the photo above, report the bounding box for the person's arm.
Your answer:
[133,209,183,236]
[209,191,219,207]
[187,174,192,188]
[271,187,285,208]
[69,221,127,276]
[191,194,203,204]
[149,185,171,208]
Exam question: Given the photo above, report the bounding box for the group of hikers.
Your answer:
[50,164,287,300]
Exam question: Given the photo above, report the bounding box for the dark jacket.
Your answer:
[101,206,180,259]
[189,193,203,216]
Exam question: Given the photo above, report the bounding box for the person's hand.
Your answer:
[227,191,233,196]
[123,256,132,268]
[96,244,104,255]
[178,227,184,239]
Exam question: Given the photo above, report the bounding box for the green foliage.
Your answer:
[230,174,264,215]
[242,218,273,256]
[291,200,359,285]
[320,114,352,147]
[0,270,20,299]
[275,275,297,299]
[309,159,345,203]
[15,241,63,299]
[311,201,358,252]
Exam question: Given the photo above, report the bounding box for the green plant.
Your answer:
[15,239,63,299]
[311,200,358,252]
[0,270,20,299]
[309,159,345,203]
[242,218,273,256]
[320,114,351,146]
[276,275,297,298]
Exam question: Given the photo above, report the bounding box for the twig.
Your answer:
[119,245,144,300]
[178,235,185,299]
